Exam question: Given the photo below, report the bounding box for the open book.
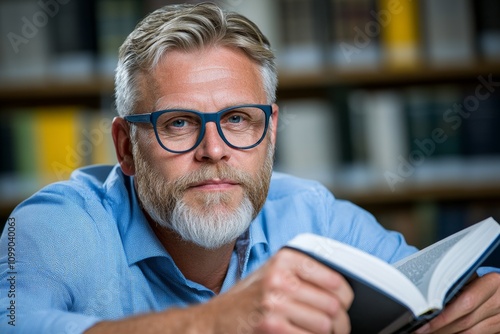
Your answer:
[285,217,500,334]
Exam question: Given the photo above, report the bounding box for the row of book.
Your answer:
[274,83,500,188]
[371,199,500,266]
[238,0,500,73]
[0,0,143,80]
[348,84,500,168]
[0,107,116,202]
[0,0,251,81]
[2,0,499,82]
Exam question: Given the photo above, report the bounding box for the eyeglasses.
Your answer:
[124,104,273,153]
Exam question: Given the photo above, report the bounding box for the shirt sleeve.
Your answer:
[322,187,419,263]
[324,188,499,275]
[0,309,100,334]
[0,187,104,334]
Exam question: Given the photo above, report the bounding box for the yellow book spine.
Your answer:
[33,107,82,186]
[88,112,116,166]
[378,0,421,68]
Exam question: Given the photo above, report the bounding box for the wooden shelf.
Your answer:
[1,62,499,102]
[0,74,114,100]
[278,61,500,89]
[336,182,500,206]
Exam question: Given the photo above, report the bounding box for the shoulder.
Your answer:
[267,172,333,202]
[1,165,132,319]
[264,172,371,225]
[13,164,119,218]
[259,173,341,248]
[8,165,128,260]
[266,172,380,222]
[261,172,415,261]
[266,172,359,220]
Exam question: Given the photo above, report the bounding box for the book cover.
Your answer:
[33,107,83,185]
[421,0,476,67]
[362,90,408,173]
[347,90,370,165]
[96,0,141,75]
[378,0,421,68]
[278,0,327,73]
[475,0,500,61]
[0,113,16,176]
[274,99,339,185]
[48,0,97,79]
[286,217,500,333]
[430,86,463,157]
[329,0,381,70]
[461,90,500,156]
[86,111,116,166]
[0,1,51,80]
[11,110,39,198]
[221,0,282,60]
[404,87,435,162]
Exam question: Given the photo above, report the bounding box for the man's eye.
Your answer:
[228,115,243,123]
[171,119,187,127]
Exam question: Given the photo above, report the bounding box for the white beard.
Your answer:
[167,193,254,249]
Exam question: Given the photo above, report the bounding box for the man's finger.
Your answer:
[416,274,499,333]
[287,249,354,309]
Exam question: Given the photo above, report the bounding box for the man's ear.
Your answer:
[270,103,279,146]
[112,117,135,176]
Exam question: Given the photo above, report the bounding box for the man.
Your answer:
[1,3,500,333]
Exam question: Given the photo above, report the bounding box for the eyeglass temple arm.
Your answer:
[123,114,152,123]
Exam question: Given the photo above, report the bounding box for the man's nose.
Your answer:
[193,122,230,162]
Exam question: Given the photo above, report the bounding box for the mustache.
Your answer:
[171,163,255,194]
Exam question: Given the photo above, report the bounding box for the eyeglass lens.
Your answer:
[155,106,267,152]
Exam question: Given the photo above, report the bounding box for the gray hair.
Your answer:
[114,2,277,117]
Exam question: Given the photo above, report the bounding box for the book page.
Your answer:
[287,233,429,315]
[394,232,467,297]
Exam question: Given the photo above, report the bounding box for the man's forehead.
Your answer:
[185,66,241,84]
[149,47,265,111]
[152,46,259,77]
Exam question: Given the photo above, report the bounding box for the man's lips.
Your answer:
[189,179,240,190]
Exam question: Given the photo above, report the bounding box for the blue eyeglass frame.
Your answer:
[124,104,273,153]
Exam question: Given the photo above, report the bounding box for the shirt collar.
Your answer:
[106,168,168,266]
[237,210,269,275]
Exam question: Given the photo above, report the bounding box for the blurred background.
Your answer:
[1,0,500,263]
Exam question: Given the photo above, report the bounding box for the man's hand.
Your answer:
[86,249,353,334]
[415,273,500,334]
[205,248,354,333]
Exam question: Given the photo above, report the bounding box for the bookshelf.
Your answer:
[280,63,500,88]
[1,0,500,255]
[0,75,114,101]
[1,61,499,98]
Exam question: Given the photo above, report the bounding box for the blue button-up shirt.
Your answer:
[0,164,420,333]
